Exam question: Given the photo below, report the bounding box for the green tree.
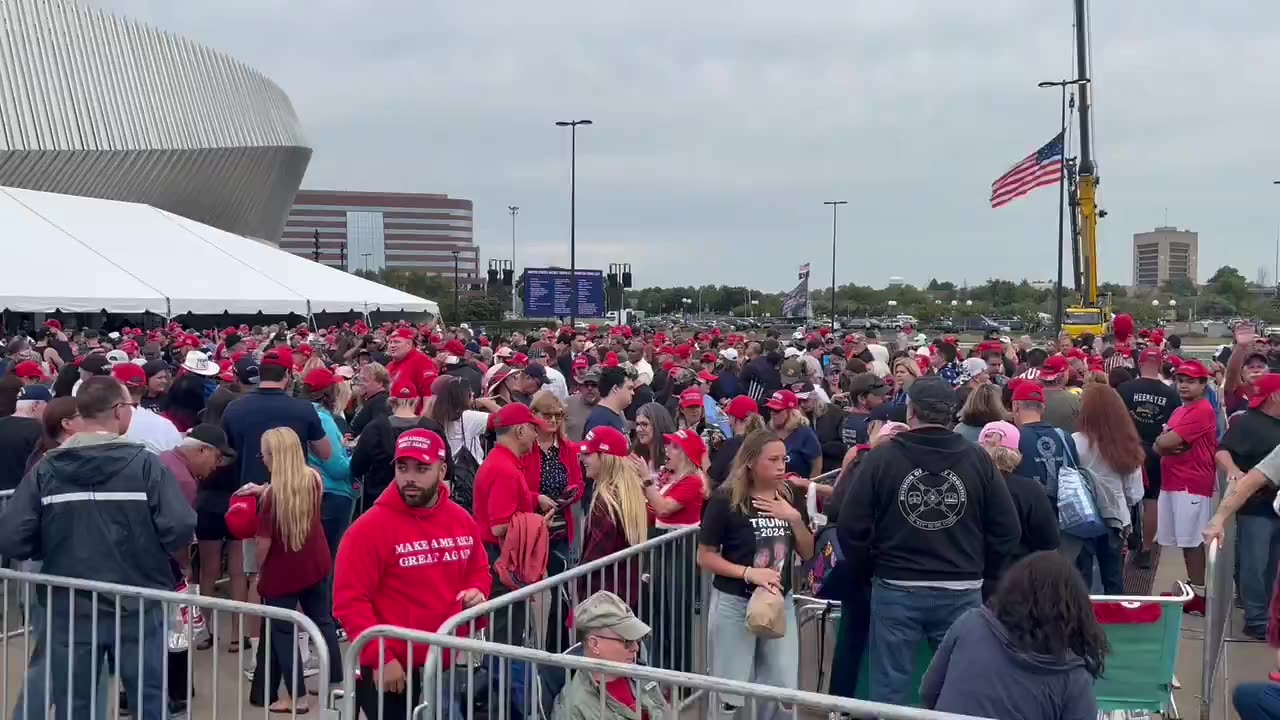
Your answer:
[459,296,501,322]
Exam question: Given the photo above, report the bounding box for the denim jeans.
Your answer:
[1075,530,1125,595]
[1235,681,1280,719]
[867,579,982,705]
[45,601,165,720]
[320,492,356,562]
[12,592,110,720]
[1237,514,1280,634]
[250,581,343,704]
[707,590,798,709]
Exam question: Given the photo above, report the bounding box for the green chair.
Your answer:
[1090,585,1192,719]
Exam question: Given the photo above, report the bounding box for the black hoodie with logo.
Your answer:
[837,427,1020,584]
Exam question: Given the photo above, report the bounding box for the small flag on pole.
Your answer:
[798,263,810,280]
[990,132,1064,209]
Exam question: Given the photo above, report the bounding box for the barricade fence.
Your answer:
[1201,510,1237,720]
[0,567,334,720]
[343,625,991,720]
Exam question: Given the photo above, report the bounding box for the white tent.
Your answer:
[0,186,438,316]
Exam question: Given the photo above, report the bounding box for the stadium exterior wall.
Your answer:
[0,0,311,241]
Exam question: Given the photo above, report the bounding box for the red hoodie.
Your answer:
[386,348,439,399]
[333,481,490,669]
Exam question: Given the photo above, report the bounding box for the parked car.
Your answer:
[994,318,1025,331]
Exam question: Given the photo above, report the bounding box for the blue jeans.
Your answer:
[1075,530,1125,595]
[867,579,981,705]
[45,601,165,720]
[1237,514,1280,634]
[1235,682,1280,719]
[320,492,356,562]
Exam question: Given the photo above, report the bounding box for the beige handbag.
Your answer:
[745,586,786,638]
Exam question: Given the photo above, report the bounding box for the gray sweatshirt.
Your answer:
[921,607,1098,720]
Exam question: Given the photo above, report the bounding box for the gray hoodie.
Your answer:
[921,607,1097,720]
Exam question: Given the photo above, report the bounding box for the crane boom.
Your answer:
[1073,0,1099,307]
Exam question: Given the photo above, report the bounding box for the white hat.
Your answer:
[181,350,220,377]
[915,346,931,357]
[784,347,802,358]
[719,348,739,362]
[104,349,130,366]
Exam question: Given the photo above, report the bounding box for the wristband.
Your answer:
[742,566,750,582]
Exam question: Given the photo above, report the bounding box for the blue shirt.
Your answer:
[784,427,821,477]
[1013,421,1077,490]
[221,388,325,486]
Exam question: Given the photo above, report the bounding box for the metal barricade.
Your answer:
[1201,526,1237,720]
[0,567,335,720]
[344,625,991,720]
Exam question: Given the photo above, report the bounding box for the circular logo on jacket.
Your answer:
[897,468,967,531]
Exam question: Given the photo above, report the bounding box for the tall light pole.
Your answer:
[824,200,848,321]
[508,205,520,317]
[451,250,461,321]
[1038,78,1090,336]
[555,119,593,325]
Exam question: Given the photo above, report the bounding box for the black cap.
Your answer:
[523,363,549,385]
[142,359,170,379]
[907,376,957,412]
[224,333,243,348]
[79,354,112,376]
[187,424,236,459]
[234,357,261,385]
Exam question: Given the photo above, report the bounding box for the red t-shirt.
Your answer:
[653,474,705,529]
[256,482,332,598]
[605,678,638,712]
[1160,398,1217,497]
[473,444,535,546]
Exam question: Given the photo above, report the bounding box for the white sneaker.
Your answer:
[299,634,320,678]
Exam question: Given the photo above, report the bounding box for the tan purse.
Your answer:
[745,586,786,638]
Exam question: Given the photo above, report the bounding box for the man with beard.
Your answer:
[334,429,490,720]
[564,365,601,442]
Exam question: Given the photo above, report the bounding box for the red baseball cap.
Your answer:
[700,352,717,364]
[724,395,760,421]
[111,363,147,389]
[1066,348,1086,360]
[217,360,237,383]
[679,388,704,408]
[294,344,313,357]
[391,328,416,341]
[572,355,590,371]
[1011,380,1045,403]
[580,426,629,457]
[1138,348,1162,366]
[394,428,447,465]
[663,428,708,468]
[487,402,549,432]
[43,319,62,331]
[765,390,799,411]
[224,495,258,540]
[1174,359,1210,381]
[1039,356,1069,381]
[696,370,718,383]
[390,376,419,399]
[260,349,292,369]
[13,361,47,381]
[1249,374,1280,409]
[302,368,337,392]
[444,340,467,357]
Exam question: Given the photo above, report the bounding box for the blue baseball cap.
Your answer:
[18,385,52,402]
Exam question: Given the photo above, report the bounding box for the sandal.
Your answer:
[268,702,308,715]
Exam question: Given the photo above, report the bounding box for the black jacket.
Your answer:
[837,427,1020,584]
[1001,471,1060,563]
[350,415,454,502]
[812,408,848,476]
[0,433,196,595]
[349,390,390,437]
[445,362,485,399]
[739,354,781,403]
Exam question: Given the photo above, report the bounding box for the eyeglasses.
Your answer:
[535,410,564,420]
[112,401,138,410]
[592,634,640,651]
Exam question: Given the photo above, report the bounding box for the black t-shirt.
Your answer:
[699,487,809,598]
[841,411,872,447]
[1118,378,1180,445]
[0,416,41,491]
[221,388,325,487]
[1220,410,1280,516]
[584,405,626,435]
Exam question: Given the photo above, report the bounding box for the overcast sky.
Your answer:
[98,1,1280,292]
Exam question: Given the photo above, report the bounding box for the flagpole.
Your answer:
[1055,86,1067,337]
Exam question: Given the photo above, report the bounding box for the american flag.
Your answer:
[798,263,810,280]
[990,132,1064,209]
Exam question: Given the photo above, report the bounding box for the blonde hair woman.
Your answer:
[577,426,649,609]
[891,356,921,407]
[248,428,342,713]
[766,390,822,478]
[698,431,815,712]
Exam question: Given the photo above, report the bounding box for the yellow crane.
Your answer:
[1061,0,1111,339]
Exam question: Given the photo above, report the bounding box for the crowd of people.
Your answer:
[0,313,1278,718]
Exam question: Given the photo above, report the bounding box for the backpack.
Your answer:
[449,419,484,512]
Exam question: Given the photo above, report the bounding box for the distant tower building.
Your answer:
[1132,226,1198,288]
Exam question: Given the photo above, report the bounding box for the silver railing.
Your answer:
[1201,529,1237,720]
[344,625,992,720]
[0,567,335,720]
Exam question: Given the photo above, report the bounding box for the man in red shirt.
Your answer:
[385,328,438,399]
[334,429,490,719]
[473,403,556,646]
[1155,359,1217,615]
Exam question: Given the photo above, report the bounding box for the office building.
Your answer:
[0,0,310,241]
[279,190,478,282]
[1132,226,1198,288]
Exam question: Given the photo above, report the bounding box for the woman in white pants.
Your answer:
[697,430,814,715]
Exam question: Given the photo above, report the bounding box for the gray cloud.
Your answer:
[98,0,1280,291]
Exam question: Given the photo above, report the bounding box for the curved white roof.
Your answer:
[0,186,438,316]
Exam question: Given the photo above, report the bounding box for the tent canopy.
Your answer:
[0,186,439,316]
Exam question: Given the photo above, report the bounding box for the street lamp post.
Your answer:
[1038,77,1090,336]
[824,200,848,321]
[556,119,593,325]
[508,205,519,317]
[452,250,461,321]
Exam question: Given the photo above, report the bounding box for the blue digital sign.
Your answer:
[523,268,606,318]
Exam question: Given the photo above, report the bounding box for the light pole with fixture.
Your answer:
[508,205,520,317]
[1038,77,1090,336]
[555,119,593,325]
[824,200,848,321]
